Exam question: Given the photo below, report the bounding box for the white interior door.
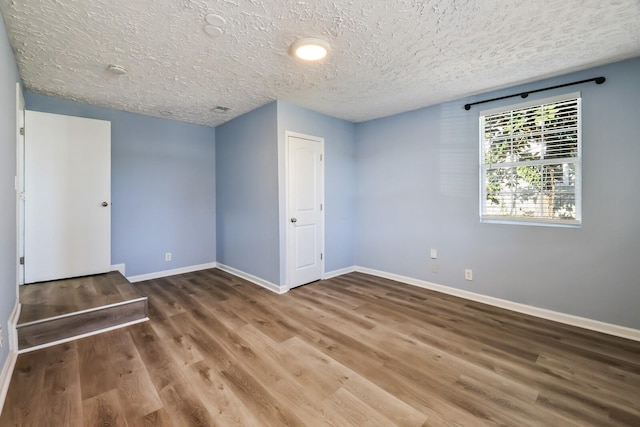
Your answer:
[286,132,324,289]
[24,111,111,283]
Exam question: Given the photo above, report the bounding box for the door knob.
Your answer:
[290,217,297,223]
[101,201,109,207]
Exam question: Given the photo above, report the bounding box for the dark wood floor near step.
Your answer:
[17,271,148,350]
[19,271,144,323]
[2,268,639,426]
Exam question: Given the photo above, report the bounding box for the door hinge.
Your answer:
[19,256,24,265]
[320,253,323,260]
[320,203,323,211]
[20,127,24,136]
[320,154,323,161]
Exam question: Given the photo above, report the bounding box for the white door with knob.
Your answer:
[286,132,324,289]
[24,110,111,283]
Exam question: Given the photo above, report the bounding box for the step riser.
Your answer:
[18,299,148,350]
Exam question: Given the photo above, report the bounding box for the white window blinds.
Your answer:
[480,94,581,226]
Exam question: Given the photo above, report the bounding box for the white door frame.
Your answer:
[284,131,325,290]
[16,83,24,289]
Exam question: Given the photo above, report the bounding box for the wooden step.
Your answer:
[17,272,148,351]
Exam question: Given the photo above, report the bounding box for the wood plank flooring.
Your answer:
[19,272,145,323]
[2,268,639,426]
[17,272,148,350]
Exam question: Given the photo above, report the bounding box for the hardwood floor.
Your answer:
[17,272,148,350]
[2,268,639,426]
[19,272,145,323]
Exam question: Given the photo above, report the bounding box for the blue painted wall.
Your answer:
[276,101,356,283]
[0,11,19,375]
[5,0,638,335]
[215,100,356,287]
[354,57,640,329]
[215,102,280,284]
[25,94,216,277]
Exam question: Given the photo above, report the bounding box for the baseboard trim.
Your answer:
[17,317,149,354]
[127,262,217,283]
[0,300,21,416]
[324,266,356,280]
[216,263,287,294]
[110,263,126,276]
[8,299,20,353]
[0,348,17,417]
[348,266,640,342]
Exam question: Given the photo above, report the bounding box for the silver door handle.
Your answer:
[290,217,297,223]
[102,201,109,207]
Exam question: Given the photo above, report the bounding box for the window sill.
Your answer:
[480,216,581,228]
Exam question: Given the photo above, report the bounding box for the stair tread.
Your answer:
[18,271,145,324]
[17,272,149,351]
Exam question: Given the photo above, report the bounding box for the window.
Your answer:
[480,93,581,226]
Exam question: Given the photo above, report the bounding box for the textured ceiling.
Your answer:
[1,0,639,127]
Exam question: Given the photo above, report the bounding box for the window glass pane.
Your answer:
[483,162,577,221]
[480,95,580,225]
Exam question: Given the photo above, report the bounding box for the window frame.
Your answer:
[478,92,582,227]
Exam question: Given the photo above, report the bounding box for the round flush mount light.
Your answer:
[289,38,330,61]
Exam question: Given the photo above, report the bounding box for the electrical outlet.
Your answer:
[432,262,439,273]
[0,324,3,348]
[465,269,473,281]
[165,252,172,262]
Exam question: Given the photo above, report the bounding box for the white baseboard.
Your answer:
[0,300,21,416]
[8,299,20,353]
[324,266,356,280]
[333,266,640,342]
[0,349,17,417]
[216,263,287,294]
[110,263,126,276]
[127,262,217,283]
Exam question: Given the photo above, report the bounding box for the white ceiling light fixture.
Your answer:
[289,38,330,61]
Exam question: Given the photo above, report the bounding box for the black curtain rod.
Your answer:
[463,76,605,111]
